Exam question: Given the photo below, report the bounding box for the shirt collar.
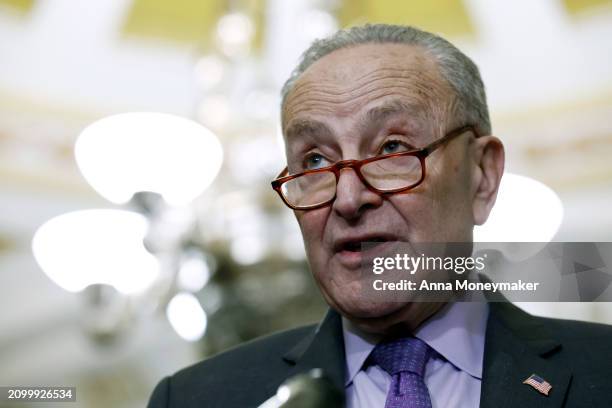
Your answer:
[342,317,381,387]
[342,301,489,386]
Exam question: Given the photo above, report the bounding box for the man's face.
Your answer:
[282,43,481,328]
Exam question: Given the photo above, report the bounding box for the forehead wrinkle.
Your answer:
[285,83,437,137]
[283,43,448,108]
[286,81,432,118]
[284,76,450,132]
[287,66,442,110]
[282,44,457,136]
[290,66,431,100]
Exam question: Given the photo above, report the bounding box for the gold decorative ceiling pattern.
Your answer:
[0,0,34,14]
[336,0,474,38]
[122,0,265,50]
[563,0,612,15]
[122,0,228,46]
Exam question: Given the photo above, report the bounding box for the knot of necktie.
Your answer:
[367,337,433,408]
[369,336,431,377]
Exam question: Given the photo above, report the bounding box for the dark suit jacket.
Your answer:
[147,302,612,407]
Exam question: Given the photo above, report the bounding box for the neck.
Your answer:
[343,301,446,336]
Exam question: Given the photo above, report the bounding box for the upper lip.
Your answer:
[332,233,398,252]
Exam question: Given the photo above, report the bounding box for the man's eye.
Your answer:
[380,139,411,155]
[304,153,330,169]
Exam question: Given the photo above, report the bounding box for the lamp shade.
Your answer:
[474,173,563,242]
[75,112,223,205]
[32,209,160,294]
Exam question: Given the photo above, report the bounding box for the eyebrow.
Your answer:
[284,119,333,141]
[362,99,424,128]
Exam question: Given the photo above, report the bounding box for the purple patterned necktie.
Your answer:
[369,337,433,408]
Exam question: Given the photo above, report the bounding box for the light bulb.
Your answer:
[166,292,207,341]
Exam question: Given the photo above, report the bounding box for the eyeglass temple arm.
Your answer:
[423,125,478,155]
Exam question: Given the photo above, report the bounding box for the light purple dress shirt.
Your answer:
[342,301,489,408]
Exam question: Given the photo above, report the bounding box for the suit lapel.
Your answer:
[277,303,576,407]
[480,302,573,408]
[281,309,346,392]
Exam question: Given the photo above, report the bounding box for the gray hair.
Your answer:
[281,23,491,135]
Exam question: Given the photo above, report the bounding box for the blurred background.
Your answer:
[1,0,612,407]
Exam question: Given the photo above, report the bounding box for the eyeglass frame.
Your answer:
[271,124,480,211]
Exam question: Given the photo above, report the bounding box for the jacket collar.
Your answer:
[282,308,346,392]
[480,302,573,408]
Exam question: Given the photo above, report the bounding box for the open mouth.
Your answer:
[335,237,393,253]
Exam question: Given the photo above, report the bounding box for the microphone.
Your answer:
[258,368,344,408]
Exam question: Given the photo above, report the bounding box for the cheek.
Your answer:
[440,157,474,212]
[388,157,472,240]
[296,208,329,254]
[388,191,434,238]
[426,157,475,236]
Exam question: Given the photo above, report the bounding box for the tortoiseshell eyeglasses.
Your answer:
[271,125,478,210]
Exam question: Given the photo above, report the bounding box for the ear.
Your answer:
[471,135,505,225]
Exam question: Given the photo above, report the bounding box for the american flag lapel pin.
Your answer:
[523,374,552,396]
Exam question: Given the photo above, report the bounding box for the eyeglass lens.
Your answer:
[281,155,423,208]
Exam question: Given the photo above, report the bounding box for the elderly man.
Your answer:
[148,24,612,408]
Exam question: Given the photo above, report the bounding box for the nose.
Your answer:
[332,167,383,221]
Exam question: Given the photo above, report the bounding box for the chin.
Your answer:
[335,296,406,320]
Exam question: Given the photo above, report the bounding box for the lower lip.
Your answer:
[334,241,395,269]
